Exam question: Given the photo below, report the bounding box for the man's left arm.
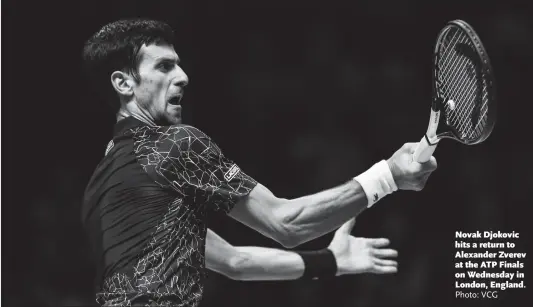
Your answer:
[206,218,398,281]
[206,229,305,281]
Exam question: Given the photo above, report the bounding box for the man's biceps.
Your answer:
[229,184,288,235]
[206,229,232,247]
[205,231,236,275]
[206,230,234,259]
[242,183,282,207]
[230,185,279,216]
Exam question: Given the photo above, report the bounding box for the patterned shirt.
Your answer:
[82,117,257,306]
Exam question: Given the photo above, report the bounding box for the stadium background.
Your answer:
[3,0,532,306]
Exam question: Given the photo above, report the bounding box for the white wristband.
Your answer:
[354,160,398,208]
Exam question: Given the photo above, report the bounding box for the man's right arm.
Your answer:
[229,180,367,248]
[229,143,437,248]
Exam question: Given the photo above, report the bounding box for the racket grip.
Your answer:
[413,136,438,163]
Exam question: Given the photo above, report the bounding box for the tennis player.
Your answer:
[81,19,437,306]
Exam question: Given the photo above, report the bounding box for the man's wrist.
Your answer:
[296,248,338,280]
[354,160,398,208]
[386,158,399,185]
[326,247,342,276]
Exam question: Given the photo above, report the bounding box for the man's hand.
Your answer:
[387,142,438,191]
[328,218,398,275]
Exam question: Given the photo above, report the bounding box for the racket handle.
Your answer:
[413,136,438,163]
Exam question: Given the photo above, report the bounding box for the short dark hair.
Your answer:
[82,18,175,112]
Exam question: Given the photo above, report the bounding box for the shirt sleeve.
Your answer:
[133,125,257,214]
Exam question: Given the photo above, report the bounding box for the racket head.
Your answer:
[431,20,496,145]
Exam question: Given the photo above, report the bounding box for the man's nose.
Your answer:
[174,67,189,87]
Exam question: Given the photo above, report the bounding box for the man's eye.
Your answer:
[160,63,174,71]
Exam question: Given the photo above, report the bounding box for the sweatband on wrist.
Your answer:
[354,160,397,208]
[297,249,338,280]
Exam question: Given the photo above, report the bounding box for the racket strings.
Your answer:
[439,31,479,122]
[436,28,489,141]
[440,43,488,138]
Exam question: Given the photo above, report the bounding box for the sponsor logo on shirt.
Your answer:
[224,164,240,181]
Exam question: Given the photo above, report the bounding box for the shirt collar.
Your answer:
[113,116,149,136]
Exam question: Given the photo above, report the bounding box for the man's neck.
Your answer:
[117,103,156,126]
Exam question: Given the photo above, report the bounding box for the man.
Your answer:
[81,19,437,306]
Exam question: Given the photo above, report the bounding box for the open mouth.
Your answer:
[168,96,182,106]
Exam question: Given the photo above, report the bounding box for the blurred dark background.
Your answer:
[3,0,532,306]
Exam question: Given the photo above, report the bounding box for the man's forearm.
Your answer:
[278,180,368,247]
[230,161,398,249]
[229,246,305,281]
[276,160,397,248]
[207,229,311,281]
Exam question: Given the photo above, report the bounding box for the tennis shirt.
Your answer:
[82,116,257,306]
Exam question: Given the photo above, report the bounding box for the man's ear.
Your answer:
[110,71,135,96]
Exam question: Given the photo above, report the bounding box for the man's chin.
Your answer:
[168,115,182,125]
[155,115,182,126]
[166,107,182,125]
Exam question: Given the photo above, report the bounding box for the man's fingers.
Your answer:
[403,142,419,154]
[422,172,432,184]
[413,155,438,173]
[368,238,390,248]
[410,157,437,173]
[421,156,438,173]
[372,248,398,258]
[413,172,431,190]
[370,265,398,274]
[339,218,356,234]
[373,258,398,267]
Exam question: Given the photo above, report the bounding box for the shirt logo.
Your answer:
[224,164,241,181]
[105,140,114,156]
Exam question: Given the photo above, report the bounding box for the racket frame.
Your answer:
[429,19,497,145]
[413,20,496,163]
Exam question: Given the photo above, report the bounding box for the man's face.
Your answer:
[132,43,188,125]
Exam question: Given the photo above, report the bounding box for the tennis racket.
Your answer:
[413,20,497,163]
